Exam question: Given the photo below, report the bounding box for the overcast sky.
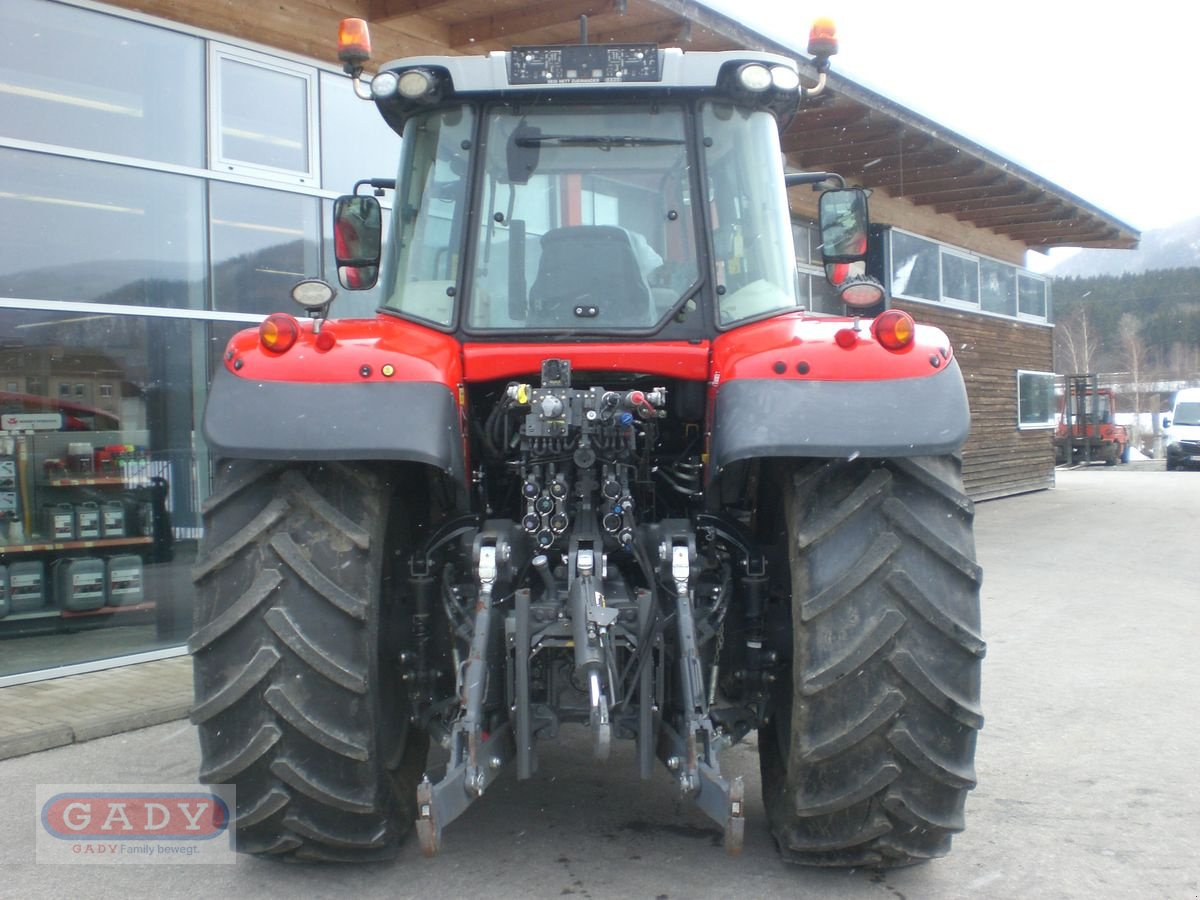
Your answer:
[702,0,1200,267]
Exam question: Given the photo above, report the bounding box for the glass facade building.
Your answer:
[0,0,394,682]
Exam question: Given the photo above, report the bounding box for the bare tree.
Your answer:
[1055,304,1100,374]
[1118,312,1146,446]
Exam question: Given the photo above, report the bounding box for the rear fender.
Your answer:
[708,313,970,478]
[205,316,467,485]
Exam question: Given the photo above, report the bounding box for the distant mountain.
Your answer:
[1047,217,1200,278]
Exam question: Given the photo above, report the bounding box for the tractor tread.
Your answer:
[279,469,372,551]
[192,497,291,581]
[191,460,427,863]
[236,833,303,856]
[198,722,282,784]
[882,789,966,833]
[801,608,906,694]
[882,498,983,585]
[886,569,986,658]
[888,457,973,515]
[281,812,390,850]
[264,607,368,694]
[761,457,982,869]
[237,787,291,829]
[200,460,285,517]
[888,649,984,730]
[793,762,901,817]
[188,568,282,654]
[782,811,892,852]
[793,467,891,550]
[269,532,368,621]
[799,688,905,763]
[189,645,280,725]
[269,758,377,814]
[887,724,977,789]
[264,684,370,761]
[801,533,901,622]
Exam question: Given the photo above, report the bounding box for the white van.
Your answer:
[1164,387,1200,470]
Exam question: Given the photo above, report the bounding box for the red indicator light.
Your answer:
[259,314,299,353]
[834,328,858,349]
[338,18,372,69]
[314,329,337,352]
[873,310,916,351]
[808,18,838,58]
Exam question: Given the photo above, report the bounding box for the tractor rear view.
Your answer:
[190,17,984,869]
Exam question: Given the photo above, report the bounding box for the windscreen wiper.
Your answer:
[514,134,684,150]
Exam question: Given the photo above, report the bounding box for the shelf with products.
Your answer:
[1,429,170,627]
[0,536,154,557]
[43,476,152,488]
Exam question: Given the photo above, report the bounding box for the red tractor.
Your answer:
[191,18,983,869]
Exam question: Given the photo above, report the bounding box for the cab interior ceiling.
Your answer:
[116,0,1135,251]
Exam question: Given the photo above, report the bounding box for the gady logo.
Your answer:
[41,792,229,840]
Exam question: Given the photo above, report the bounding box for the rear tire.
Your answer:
[760,456,984,868]
[190,460,429,861]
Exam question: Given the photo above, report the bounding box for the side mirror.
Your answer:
[1163,417,1171,430]
[819,188,886,309]
[333,195,382,290]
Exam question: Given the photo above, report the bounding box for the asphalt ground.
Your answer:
[0,465,1197,899]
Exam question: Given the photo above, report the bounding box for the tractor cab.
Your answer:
[331,19,880,339]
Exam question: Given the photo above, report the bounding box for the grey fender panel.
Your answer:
[203,367,465,478]
[709,359,970,474]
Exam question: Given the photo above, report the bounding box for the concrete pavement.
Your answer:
[0,466,1197,898]
[0,657,191,761]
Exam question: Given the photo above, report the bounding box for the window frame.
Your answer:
[209,43,320,186]
[940,247,981,309]
[888,227,1050,323]
[1017,272,1050,322]
[1016,369,1059,430]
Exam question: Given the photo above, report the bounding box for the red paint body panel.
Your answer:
[710,311,953,384]
[222,310,952,392]
[461,342,712,383]
[223,316,463,389]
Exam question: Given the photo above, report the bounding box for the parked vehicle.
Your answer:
[190,18,983,868]
[1164,387,1200,470]
[1055,374,1130,466]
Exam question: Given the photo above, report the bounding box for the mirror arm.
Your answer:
[354,177,397,196]
[784,171,845,189]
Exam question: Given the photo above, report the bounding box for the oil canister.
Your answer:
[106,555,145,607]
[9,560,47,613]
[76,501,101,540]
[101,500,126,538]
[55,557,105,612]
[46,504,75,542]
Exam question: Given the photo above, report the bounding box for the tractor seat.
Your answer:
[528,226,655,327]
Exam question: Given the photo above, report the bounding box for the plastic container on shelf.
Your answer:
[0,563,9,618]
[101,500,126,538]
[9,561,47,613]
[76,501,101,540]
[106,555,145,607]
[54,557,105,612]
[45,504,75,542]
[67,442,94,474]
